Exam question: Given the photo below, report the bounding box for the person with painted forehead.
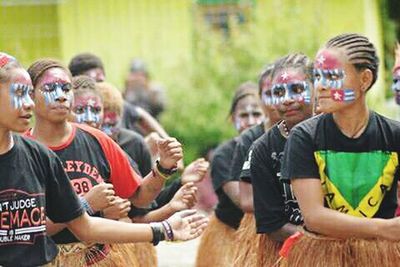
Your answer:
[280,33,400,266]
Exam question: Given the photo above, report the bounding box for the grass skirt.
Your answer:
[195,214,237,267]
[112,242,157,267]
[282,232,400,267]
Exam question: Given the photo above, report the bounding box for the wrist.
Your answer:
[161,220,174,241]
[156,159,177,176]
[79,196,95,215]
[150,222,166,246]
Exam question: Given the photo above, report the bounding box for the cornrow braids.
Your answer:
[325,33,379,90]
[271,53,314,83]
[72,75,96,91]
[27,59,71,87]
[258,64,274,96]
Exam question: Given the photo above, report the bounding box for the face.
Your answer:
[73,92,103,129]
[260,77,281,124]
[232,95,264,133]
[313,48,362,113]
[0,68,35,132]
[33,67,73,124]
[392,68,400,105]
[271,68,312,125]
[101,110,121,140]
[83,67,105,82]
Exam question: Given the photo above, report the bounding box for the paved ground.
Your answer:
[156,236,200,267]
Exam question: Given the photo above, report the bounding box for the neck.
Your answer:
[332,100,369,138]
[0,128,13,155]
[263,117,272,131]
[32,117,73,147]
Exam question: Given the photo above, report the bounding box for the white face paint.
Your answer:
[9,83,34,110]
[234,100,264,133]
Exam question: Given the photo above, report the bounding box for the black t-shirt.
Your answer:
[212,139,243,229]
[0,135,83,266]
[250,126,303,234]
[117,128,152,176]
[231,123,265,182]
[25,124,141,244]
[282,112,400,219]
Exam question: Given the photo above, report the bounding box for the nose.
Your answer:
[22,94,35,110]
[55,86,68,102]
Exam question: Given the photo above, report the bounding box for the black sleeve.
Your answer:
[211,151,234,191]
[230,141,247,182]
[45,154,84,223]
[251,145,287,233]
[154,178,182,207]
[281,127,320,181]
[239,145,254,183]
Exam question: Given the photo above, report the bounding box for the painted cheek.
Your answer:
[9,84,34,109]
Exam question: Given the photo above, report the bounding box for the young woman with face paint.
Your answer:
[195,81,265,267]
[23,59,192,266]
[280,33,400,266]
[75,79,208,266]
[232,54,314,267]
[0,53,208,267]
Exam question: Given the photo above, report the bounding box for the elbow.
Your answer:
[302,212,322,233]
[239,198,253,213]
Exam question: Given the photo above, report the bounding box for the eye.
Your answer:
[42,84,54,92]
[313,70,321,81]
[91,106,101,113]
[74,106,84,114]
[290,83,305,94]
[252,111,263,117]
[264,90,272,97]
[393,79,399,84]
[272,85,286,97]
[62,83,72,92]
[14,84,24,97]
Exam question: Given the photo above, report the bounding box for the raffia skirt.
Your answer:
[232,213,281,267]
[44,242,141,267]
[113,242,157,267]
[195,214,237,267]
[281,231,400,267]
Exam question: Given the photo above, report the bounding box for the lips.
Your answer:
[20,114,32,119]
[51,105,70,110]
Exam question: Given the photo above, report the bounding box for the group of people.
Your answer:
[196,33,400,267]
[1,31,400,267]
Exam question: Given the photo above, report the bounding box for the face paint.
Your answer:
[9,83,34,109]
[39,82,72,105]
[101,111,120,136]
[74,97,102,125]
[271,71,311,105]
[261,79,273,105]
[234,104,264,132]
[314,50,355,102]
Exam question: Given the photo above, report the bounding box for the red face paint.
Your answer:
[314,49,343,70]
[274,69,306,84]
[73,95,102,111]
[103,111,119,126]
[38,68,71,86]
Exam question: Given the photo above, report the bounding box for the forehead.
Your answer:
[38,67,71,85]
[104,111,119,120]
[10,68,32,85]
[314,48,345,70]
[74,93,102,106]
[235,95,261,110]
[273,68,306,84]
[393,68,400,77]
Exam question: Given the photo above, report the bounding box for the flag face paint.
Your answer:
[9,83,34,109]
[392,70,400,92]
[314,49,355,103]
[271,81,311,105]
[40,82,72,105]
[74,97,102,125]
[101,111,120,136]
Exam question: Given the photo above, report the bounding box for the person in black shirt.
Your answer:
[236,53,313,267]
[281,33,400,266]
[195,81,265,267]
[0,52,208,267]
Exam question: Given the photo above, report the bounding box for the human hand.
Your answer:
[165,210,208,241]
[102,197,131,220]
[84,183,115,212]
[181,158,210,184]
[168,182,198,212]
[158,137,183,170]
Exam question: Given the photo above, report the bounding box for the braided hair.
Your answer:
[271,53,314,82]
[325,33,379,90]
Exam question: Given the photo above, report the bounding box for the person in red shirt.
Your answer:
[25,58,187,266]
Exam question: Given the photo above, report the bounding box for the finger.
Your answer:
[176,209,197,218]
[166,148,183,155]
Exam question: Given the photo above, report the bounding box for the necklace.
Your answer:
[278,120,290,139]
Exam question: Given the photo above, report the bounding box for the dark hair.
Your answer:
[68,53,104,77]
[271,53,314,83]
[0,52,21,84]
[258,64,274,96]
[229,81,259,116]
[325,33,379,90]
[72,75,96,91]
[27,58,71,87]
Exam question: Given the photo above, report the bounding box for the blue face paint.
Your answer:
[9,83,34,109]
[392,76,400,92]
[313,69,345,89]
[271,81,311,105]
[262,91,274,106]
[101,124,120,136]
[40,82,72,105]
[75,106,101,124]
